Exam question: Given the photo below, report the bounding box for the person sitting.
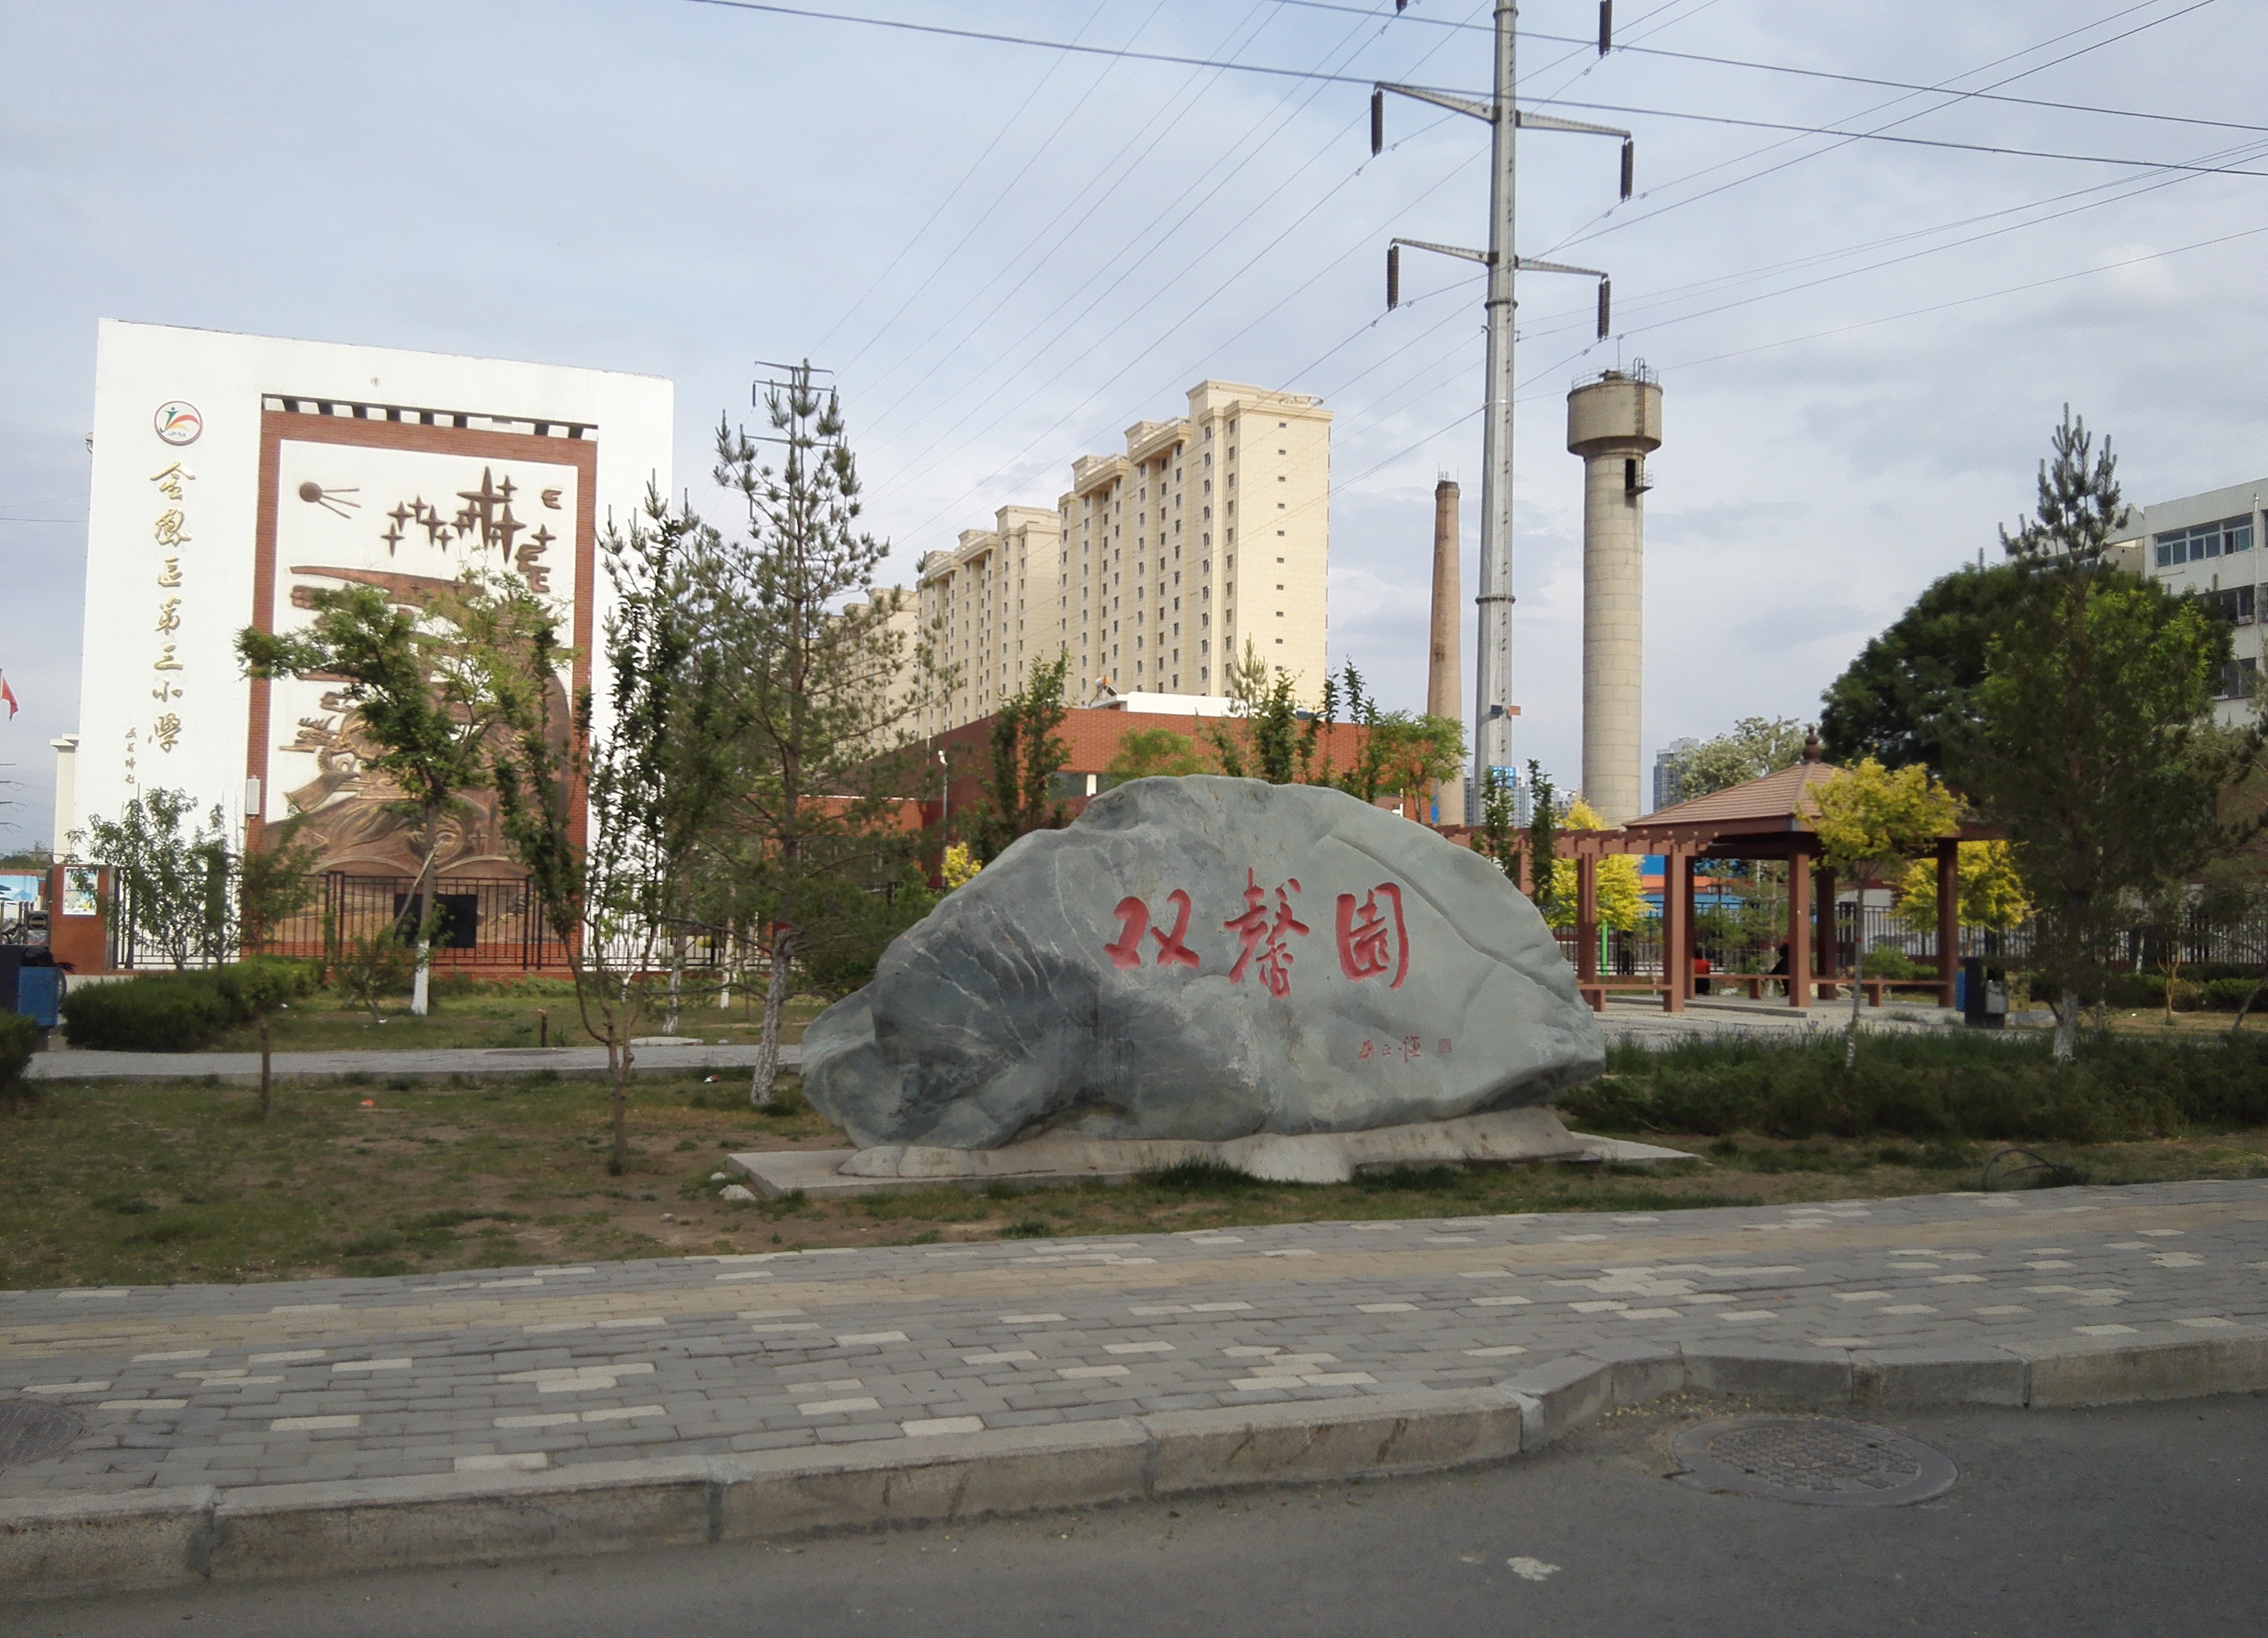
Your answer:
[1693,945,1713,997]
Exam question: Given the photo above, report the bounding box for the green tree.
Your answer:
[1666,717,1807,801]
[232,956,316,1120]
[1998,404,2130,566]
[1526,761,1559,919]
[1809,759,1961,1063]
[1819,564,2027,774]
[1895,840,2030,936]
[1105,727,1213,782]
[1205,641,1302,782]
[1944,412,2254,1060]
[977,653,1072,859]
[499,485,746,1169]
[238,571,553,1016]
[709,368,937,1105]
[72,788,232,970]
[1475,767,1521,884]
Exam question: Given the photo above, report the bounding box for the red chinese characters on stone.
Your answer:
[1334,883,1409,989]
[1223,870,1309,998]
[1104,888,1201,971]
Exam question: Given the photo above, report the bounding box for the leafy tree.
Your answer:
[1809,758,1961,1062]
[232,956,316,1120]
[1105,727,1213,782]
[1666,717,1807,801]
[499,487,745,1169]
[1526,760,1559,919]
[1542,797,1646,932]
[1820,565,2027,774]
[1475,767,1521,885]
[237,818,323,955]
[238,572,553,1015]
[977,654,1071,859]
[708,369,937,1105]
[1895,840,2030,935]
[1945,575,2252,1060]
[73,788,232,970]
[1205,641,1302,781]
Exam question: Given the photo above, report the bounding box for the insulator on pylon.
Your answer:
[1598,0,1612,55]
[1596,278,1612,340]
[1371,90,1384,156]
[1620,139,1634,200]
[1387,244,1402,311]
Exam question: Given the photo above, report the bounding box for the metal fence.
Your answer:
[1552,903,2268,980]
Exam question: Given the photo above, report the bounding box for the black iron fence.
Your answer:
[106,873,572,972]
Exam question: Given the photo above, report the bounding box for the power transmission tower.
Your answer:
[1375,1,1630,822]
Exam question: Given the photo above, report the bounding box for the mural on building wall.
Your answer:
[260,435,586,879]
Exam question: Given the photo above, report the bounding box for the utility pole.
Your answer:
[1375,0,1630,821]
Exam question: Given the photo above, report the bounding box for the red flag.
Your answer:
[0,672,15,719]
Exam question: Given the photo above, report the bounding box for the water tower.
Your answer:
[1566,364,1662,826]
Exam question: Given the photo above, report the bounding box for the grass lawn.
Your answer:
[183,987,828,1054]
[6,1072,2268,1292]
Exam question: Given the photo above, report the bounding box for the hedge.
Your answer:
[59,960,320,1052]
[1560,1029,2268,1145]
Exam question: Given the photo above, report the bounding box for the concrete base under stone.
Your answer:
[727,1106,1692,1198]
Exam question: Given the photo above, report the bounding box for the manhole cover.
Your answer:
[1670,1416,1956,1508]
[0,1400,84,1469]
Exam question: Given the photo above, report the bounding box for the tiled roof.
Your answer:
[1630,758,1839,829]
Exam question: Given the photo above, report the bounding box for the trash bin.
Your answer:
[16,965,60,1028]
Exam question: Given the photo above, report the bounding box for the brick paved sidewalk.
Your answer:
[4,1179,2263,1503]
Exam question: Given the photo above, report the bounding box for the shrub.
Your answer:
[1858,946,1922,980]
[1567,1030,2268,1144]
[0,1012,37,1108]
[61,972,249,1051]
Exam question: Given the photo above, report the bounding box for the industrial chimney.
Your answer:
[1427,476,1463,825]
[1566,365,1662,827]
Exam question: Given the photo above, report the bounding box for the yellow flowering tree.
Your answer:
[1810,759,1960,1062]
[1544,798,1646,932]
[941,842,983,890]
[1896,840,2030,934]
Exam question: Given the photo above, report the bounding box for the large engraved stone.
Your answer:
[801,776,1603,1150]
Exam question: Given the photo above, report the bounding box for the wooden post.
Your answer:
[1787,846,1812,1008]
[1935,837,1960,1009]
[1816,865,1838,998]
[1576,854,1599,984]
[1663,850,1688,1014]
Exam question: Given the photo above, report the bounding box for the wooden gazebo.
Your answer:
[1562,737,1994,1012]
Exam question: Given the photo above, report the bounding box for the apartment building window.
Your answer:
[2156,515,2254,566]
[2206,585,2257,625]
[2218,656,2259,700]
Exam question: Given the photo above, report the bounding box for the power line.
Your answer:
[1276,0,2265,137]
[865,8,1475,529]
[1540,0,2213,256]
[808,0,1125,361]
[684,0,2264,183]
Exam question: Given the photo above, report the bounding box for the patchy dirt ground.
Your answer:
[6,1072,2268,1291]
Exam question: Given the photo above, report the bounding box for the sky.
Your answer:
[5,0,2267,847]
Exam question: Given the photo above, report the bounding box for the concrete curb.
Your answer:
[6,1332,2264,1601]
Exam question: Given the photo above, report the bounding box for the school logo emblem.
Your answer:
[154,401,202,445]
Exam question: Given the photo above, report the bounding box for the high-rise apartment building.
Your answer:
[916,505,1062,736]
[1058,381,1331,706]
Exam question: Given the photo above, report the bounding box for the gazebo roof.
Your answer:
[1629,755,1837,832]
[1560,733,2000,861]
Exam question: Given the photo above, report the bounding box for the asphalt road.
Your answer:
[23,1391,2267,1637]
